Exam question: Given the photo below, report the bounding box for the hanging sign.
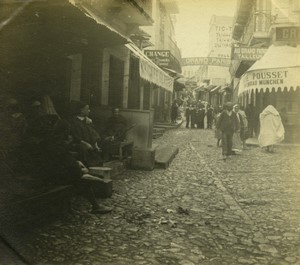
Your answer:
[232,47,268,60]
[144,50,170,67]
[181,57,231,67]
[276,27,300,42]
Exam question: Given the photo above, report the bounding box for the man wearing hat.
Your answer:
[216,102,239,160]
[69,101,102,166]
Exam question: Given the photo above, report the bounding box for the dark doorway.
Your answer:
[108,55,124,107]
[143,82,151,110]
[128,56,140,109]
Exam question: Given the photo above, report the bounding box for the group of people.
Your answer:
[214,102,285,160]
[184,100,214,129]
[1,95,131,214]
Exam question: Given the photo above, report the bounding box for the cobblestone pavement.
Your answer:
[16,127,300,265]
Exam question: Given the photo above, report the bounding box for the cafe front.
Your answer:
[238,45,300,142]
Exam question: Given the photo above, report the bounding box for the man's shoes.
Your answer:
[91,205,112,214]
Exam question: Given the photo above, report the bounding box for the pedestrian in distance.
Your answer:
[206,104,214,129]
[258,105,285,153]
[216,102,239,160]
[197,102,205,129]
[238,105,249,149]
[185,100,192,128]
[214,108,222,147]
[190,100,196,128]
[170,100,179,124]
[232,104,243,154]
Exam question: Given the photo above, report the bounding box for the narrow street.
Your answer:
[17,126,300,265]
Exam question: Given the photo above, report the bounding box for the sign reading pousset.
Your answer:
[276,27,300,42]
[238,67,300,95]
[181,57,231,67]
[233,47,267,60]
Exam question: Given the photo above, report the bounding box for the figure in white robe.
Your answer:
[258,105,285,152]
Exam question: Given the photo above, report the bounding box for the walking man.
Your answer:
[216,102,239,160]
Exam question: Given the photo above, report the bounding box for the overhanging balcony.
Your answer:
[232,0,254,40]
[80,0,153,27]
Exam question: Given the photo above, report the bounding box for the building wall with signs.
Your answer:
[204,15,233,87]
[141,0,181,64]
[231,0,300,142]
[209,15,233,59]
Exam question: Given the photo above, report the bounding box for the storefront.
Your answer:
[125,43,174,122]
[238,45,300,142]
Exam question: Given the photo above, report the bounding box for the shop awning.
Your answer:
[71,2,130,46]
[219,85,231,94]
[205,85,217,91]
[238,45,300,96]
[0,1,129,47]
[126,43,174,92]
[210,85,221,93]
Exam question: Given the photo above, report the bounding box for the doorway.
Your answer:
[108,55,124,107]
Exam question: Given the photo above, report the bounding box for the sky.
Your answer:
[174,0,237,58]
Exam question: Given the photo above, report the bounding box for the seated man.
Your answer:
[101,108,132,161]
[26,116,112,214]
[69,101,102,166]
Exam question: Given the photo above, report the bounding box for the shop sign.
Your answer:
[181,57,231,67]
[239,67,300,95]
[276,27,300,42]
[144,50,170,67]
[232,47,267,60]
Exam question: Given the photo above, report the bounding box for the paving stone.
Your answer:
[6,128,300,265]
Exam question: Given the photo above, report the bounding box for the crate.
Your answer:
[93,178,113,198]
[131,148,156,170]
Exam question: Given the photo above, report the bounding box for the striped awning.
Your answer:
[238,45,300,95]
[126,43,174,92]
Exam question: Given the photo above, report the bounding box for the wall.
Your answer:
[101,46,130,108]
[91,107,154,149]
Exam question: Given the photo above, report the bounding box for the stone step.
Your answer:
[155,145,179,169]
[103,160,127,178]
[154,120,183,130]
[152,132,164,139]
[153,127,166,133]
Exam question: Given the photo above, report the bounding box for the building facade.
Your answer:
[0,0,176,150]
[141,0,182,122]
[195,15,233,106]
[231,0,300,142]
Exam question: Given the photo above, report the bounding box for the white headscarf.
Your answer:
[258,105,284,147]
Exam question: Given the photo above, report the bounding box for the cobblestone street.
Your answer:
[17,126,300,265]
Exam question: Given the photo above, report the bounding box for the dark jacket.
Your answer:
[217,110,239,133]
[70,117,100,145]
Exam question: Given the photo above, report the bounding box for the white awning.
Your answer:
[126,43,174,92]
[238,45,300,95]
